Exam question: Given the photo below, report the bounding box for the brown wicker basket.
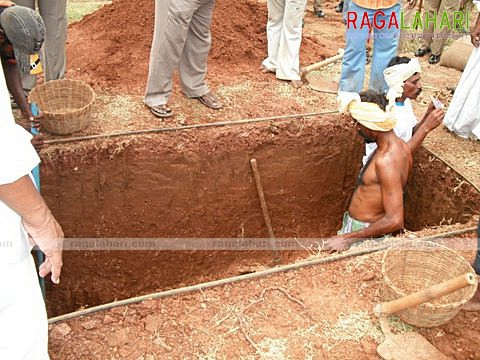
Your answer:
[28,79,95,135]
[381,241,478,328]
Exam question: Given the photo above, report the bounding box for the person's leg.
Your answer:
[339,1,371,92]
[38,0,67,81]
[418,0,441,53]
[336,0,344,13]
[398,3,416,54]
[369,2,401,93]
[342,0,350,23]
[145,0,192,108]
[0,255,49,360]
[12,0,37,91]
[276,0,307,84]
[430,0,461,58]
[261,0,286,72]
[313,0,324,17]
[179,0,215,98]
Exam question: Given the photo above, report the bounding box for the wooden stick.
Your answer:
[250,159,281,263]
[301,49,344,76]
[374,273,476,317]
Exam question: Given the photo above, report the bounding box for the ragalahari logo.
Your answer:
[346,10,470,30]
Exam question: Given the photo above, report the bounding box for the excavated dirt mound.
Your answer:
[66,0,335,94]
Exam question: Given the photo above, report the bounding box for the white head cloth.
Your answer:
[383,58,422,106]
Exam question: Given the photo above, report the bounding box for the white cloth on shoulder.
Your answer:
[337,91,361,114]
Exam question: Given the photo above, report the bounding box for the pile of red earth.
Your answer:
[66,0,333,94]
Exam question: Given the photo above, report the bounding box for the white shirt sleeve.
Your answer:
[0,124,40,185]
[474,0,480,11]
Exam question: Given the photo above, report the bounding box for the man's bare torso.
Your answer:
[349,137,412,223]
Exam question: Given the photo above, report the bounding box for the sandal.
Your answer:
[148,104,173,118]
[194,92,223,110]
[414,47,431,57]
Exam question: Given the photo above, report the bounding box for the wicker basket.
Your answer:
[381,241,478,328]
[29,79,95,135]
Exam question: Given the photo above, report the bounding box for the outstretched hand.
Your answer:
[424,108,445,131]
[322,236,353,252]
[26,106,44,150]
[24,216,64,284]
[424,101,436,117]
[26,107,44,130]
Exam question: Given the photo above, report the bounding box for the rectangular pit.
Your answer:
[40,115,480,316]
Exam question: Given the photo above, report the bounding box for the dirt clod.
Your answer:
[144,315,162,333]
[360,339,378,354]
[106,328,131,347]
[80,320,98,330]
[50,323,72,338]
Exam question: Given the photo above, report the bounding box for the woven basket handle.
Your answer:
[374,272,476,317]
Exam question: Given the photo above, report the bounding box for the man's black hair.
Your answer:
[359,90,388,111]
[387,56,411,67]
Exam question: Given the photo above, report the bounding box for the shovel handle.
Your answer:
[302,49,344,74]
[374,273,476,317]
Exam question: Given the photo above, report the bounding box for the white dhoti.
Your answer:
[262,0,307,81]
[444,46,480,140]
[0,255,49,360]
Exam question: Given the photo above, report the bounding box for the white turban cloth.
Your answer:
[383,58,422,106]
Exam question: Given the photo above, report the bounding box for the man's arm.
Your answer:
[324,156,405,251]
[2,58,44,149]
[408,108,444,153]
[1,57,32,120]
[412,101,435,134]
[0,175,63,283]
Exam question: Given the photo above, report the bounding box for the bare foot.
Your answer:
[259,65,274,74]
[292,79,303,89]
[463,283,480,312]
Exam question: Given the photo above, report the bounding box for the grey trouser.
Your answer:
[144,0,215,107]
[421,0,461,55]
[313,0,323,10]
[16,0,67,90]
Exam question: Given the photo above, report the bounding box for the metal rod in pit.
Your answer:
[250,158,281,263]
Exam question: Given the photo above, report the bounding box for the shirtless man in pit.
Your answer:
[324,90,412,252]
